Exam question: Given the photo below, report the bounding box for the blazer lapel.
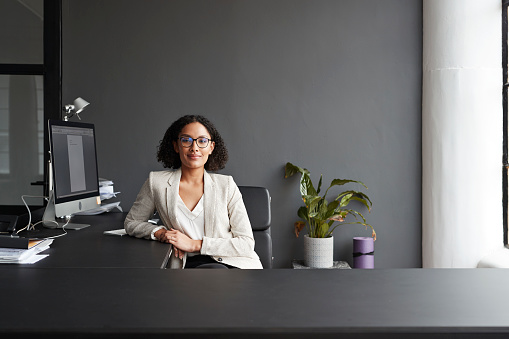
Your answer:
[166,168,181,231]
[203,170,216,236]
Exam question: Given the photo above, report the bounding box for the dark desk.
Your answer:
[2,213,509,338]
[9,212,170,268]
[2,268,509,338]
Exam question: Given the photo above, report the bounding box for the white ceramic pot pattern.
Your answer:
[304,235,334,268]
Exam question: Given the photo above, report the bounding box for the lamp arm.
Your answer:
[63,104,75,121]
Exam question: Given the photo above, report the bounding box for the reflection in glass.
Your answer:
[0,0,44,64]
[0,75,44,205]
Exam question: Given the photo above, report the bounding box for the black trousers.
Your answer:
[184,255,238,269]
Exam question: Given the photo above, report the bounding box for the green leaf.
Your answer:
[350,196,372,212]
[284,163,317,196]
[336,190,372,209]
[318,198,328,218]
[297,206,309,221]
[302,195,321,208]
[318,222,329,238]
[324,200,339,219]
[324,179,367,199]
[317,174,323,194]
[300,173,317,197]
[338,191,372,209]
[285,162,303,178]
[330,178,368,189]
[313,199,328,219]
[337,190,371,202]
[343,209,367,224]
[285,162,311,178]
[339,193,354,207]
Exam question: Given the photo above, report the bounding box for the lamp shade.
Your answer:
[73,97,90,114]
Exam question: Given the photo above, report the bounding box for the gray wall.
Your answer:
[62,0,422,268]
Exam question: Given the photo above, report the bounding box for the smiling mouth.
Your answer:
[187,154,201,159]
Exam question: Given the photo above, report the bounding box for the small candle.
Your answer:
[353,237,374,269]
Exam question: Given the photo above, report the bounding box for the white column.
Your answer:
[422,0,503,267]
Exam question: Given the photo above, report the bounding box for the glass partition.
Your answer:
[0,75,44,205]
[0,0,44,64]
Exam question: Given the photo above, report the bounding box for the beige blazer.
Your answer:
[124,169,263,269]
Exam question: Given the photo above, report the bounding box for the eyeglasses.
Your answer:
[178,136,212,148]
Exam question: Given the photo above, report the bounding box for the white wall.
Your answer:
[422,0,503,267]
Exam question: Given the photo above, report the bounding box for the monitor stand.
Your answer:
[42,190,90,230]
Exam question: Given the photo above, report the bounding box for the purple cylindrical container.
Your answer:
[353,237,374,269]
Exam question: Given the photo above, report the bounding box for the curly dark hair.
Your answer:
[157,115,228,171]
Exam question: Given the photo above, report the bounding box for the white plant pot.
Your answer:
[304,235,334,268]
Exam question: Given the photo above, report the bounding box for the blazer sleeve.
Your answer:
[200,176,256,258]
[124,177,160,239]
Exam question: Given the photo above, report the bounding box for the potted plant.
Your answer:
[284,162,376,268]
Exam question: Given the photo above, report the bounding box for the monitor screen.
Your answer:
[48,119,100,218]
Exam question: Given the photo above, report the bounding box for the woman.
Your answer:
[124,115,262,269]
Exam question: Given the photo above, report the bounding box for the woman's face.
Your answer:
[173,122,215,171]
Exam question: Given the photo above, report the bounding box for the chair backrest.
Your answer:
[238,186,272,269]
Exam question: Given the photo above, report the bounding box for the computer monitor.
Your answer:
[42,119,101,230]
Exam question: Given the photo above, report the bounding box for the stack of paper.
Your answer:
[73,178,122,216]
[74,201,122,215]
[0,239,53,264]
[99,178,120,201]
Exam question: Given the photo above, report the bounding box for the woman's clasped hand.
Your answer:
[154,227,202,259]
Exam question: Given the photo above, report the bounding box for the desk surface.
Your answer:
[7,212,169,268]
[2,213,509,338]
[1,268,509,338]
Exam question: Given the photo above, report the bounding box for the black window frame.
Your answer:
[503,0,509,246]
[0,0,62,200]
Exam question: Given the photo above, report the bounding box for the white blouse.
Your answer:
[149,195,205,243]
[175,194,205,256]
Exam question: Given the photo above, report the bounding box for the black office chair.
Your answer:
[195,186,272,269]
[238,186,272,269]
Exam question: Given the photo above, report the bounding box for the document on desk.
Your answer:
[18,254,49,264]
[103,229,127,236]
[0,237,46,249]
[0,239,53,263]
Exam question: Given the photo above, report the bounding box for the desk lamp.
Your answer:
[63,97,90,121]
